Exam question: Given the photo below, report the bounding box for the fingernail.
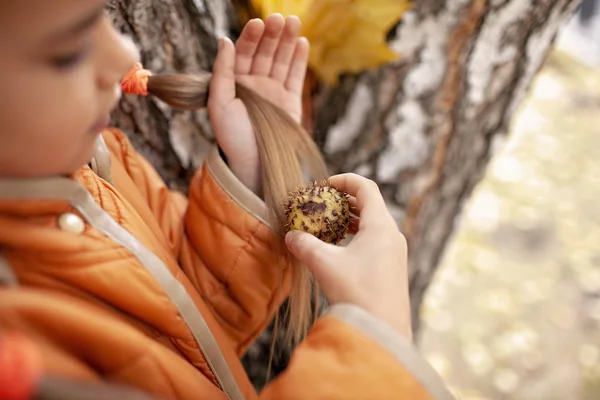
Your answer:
[218,37,224,50]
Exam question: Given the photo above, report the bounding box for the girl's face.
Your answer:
[0,1,138,178]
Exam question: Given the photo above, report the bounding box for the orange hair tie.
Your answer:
[121,62,153,96]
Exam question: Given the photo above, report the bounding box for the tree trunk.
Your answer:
[107,0,580,390]
[107,0,235,193]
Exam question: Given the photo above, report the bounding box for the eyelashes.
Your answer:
[50,43,92,70]
[48,32,138,72]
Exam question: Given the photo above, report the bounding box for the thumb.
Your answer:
[208,36,236,112]
[285,230,342,284]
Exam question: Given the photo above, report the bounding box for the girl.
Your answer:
[0,1,452,399]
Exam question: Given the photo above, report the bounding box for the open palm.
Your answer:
[207,14,309,195]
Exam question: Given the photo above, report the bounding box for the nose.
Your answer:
[95,18,140,91]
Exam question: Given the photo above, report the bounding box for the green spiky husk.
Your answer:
[284,180,350,244]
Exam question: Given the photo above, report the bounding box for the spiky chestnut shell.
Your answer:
[284,181,350,244]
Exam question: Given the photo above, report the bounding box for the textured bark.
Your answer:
[107,0,234,192]
[107,0,580,390]
[314,0,580,334]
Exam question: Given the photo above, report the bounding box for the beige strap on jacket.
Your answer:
[89,135,114,185]
[0,254,18,287]
[0,136,245,399]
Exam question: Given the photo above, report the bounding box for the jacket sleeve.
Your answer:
[259,304,455,400]
[100,129,292,356]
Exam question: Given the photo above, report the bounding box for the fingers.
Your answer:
[270,15,302,83]
[328,173,390,227]
[345,195,360,234]
[347,195,360,217]
[348,216,360,235]
[234,18,265,75]
[285,36,309,95]
[234,13,309,94]
[208,36,236,113]
[285,230,343,291]
[250,14,286,76]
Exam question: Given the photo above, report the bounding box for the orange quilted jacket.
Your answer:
[0,128,452,400]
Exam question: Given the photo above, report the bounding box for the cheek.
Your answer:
[0,65,100,175]
[31,68,98,135]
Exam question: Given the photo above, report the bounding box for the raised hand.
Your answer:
[208,14,309,194]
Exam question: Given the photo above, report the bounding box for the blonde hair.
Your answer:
[122,65,329,370]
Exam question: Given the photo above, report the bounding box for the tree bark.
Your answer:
[107,0,580,390]
[313,0,580,330]
[107,0,235,192]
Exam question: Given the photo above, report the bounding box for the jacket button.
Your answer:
[58,212,86,234]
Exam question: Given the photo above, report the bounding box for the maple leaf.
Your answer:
[247,0,412,85]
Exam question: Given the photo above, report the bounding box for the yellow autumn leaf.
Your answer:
[249,0,310,18]
[249,0,412,85]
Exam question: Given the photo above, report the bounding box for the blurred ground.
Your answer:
[417,46,600,399]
